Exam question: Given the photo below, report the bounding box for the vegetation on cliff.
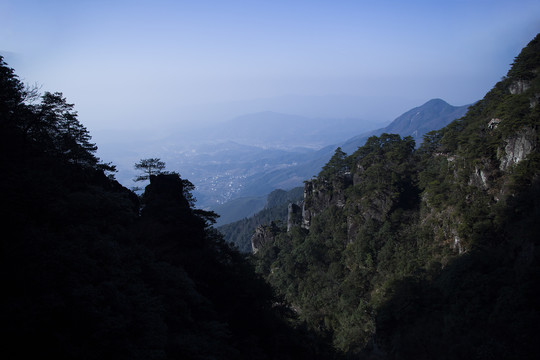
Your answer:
[253,34,540,358]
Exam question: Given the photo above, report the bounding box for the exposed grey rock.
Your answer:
[302,202,311,229]
[488,118,501,130]
[453,236,464,254]
[469,160,494,190]
[251,222,279,254]
[509,79,530,95]
[287,203,303,231]
[499,127,536,171]
[530,93,540,108]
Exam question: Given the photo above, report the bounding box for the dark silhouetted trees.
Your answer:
[0,56,338,360]
[134,158,166,182]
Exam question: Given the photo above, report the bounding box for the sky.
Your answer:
[2,0,540,136]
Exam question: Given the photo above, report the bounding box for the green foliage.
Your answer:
[319,147,348,180]
[253,133,427,354]
[507,33,540,80]
[266,187,304,208]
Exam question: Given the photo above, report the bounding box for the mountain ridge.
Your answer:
[251,33,540,358]
[341,98,470,153]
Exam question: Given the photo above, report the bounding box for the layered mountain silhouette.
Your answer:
[215,98,471,224]
[205,111,382,149]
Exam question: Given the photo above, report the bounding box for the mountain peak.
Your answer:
[384,98,469,141]
[423,98,450,107]
[341,98,471,153]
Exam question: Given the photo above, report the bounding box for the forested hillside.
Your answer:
[0,57,338,359]
[253,34,540,358]
[218,187,304,252]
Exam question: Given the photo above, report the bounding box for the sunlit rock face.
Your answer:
[509,79,530,95]
[499,127,536,171]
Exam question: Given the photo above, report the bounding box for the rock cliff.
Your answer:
[251,222,280,253]
[499,126,536,171]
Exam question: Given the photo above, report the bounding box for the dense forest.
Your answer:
[253,34,540,358]
[0,56,338,359]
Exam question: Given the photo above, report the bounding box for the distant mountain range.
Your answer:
[211,98,471,225]
[155,112,384,207]
[205,111,383,149]
[96,98,470,217]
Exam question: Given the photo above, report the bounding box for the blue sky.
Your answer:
[2,0,540,133]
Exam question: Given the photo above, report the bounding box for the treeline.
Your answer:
[253,34,540,358]
[0,56,338,359]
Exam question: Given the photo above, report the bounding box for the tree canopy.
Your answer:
[319,147,348,180]
[134,158,166,182]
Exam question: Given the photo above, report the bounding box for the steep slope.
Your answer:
[253,34,540,358]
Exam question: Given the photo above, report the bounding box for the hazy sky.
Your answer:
[2,0,540,134]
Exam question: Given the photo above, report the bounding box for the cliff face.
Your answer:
[299,134,417,245]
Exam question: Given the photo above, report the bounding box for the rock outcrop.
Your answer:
[251,222,279,253]
[498,126,536,171]
[509,79,531,94]
[302,173,352,229]
[287,203,303,231]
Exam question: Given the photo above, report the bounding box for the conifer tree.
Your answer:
[319,147,348,179]
[134,158,166,182]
